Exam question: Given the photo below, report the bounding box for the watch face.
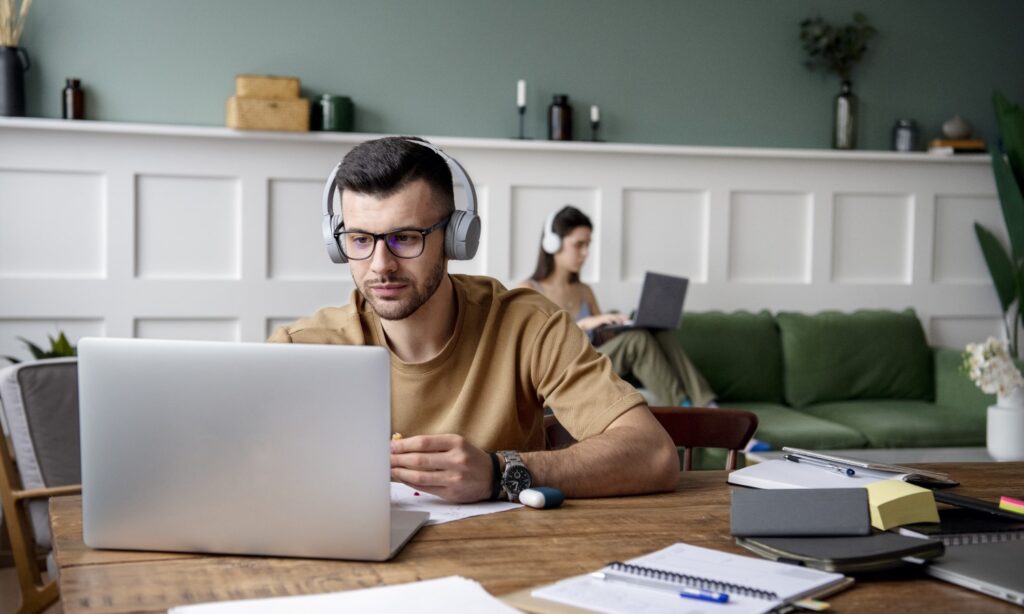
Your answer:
[506,465,532,494]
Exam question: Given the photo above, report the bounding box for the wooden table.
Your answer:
[51,463,1023,613]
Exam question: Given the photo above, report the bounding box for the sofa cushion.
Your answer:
[800,400,986,447]
[675,310,783,403]
[725,402,868,450]
[777,309,933,408]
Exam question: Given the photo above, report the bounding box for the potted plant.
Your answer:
[798,12,877,149]
[976,92,1024,359]
[2,331,77,364]
[964,337,1024,460]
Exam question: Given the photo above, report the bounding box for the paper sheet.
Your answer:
[390,482,522,524]
[169,576,521,613]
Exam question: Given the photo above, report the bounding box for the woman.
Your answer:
[518,206,715,407]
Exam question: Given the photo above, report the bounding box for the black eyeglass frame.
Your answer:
[334,215,450,260]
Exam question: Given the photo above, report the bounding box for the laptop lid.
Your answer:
[79,337,425,561]
[925,540,1024,606]
[632,272,689,330]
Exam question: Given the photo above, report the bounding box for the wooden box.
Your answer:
[226,96,310,132]
[234,74,300,100]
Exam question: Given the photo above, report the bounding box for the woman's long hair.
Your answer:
[529,206,592,283]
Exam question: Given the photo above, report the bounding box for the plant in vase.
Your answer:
[798,12,877,149]
[0,0,33,117]
[963,337,1024,460]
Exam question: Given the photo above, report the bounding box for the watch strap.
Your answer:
[489,452,501,501]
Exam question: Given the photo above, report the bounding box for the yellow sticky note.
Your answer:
[865,480,940,531]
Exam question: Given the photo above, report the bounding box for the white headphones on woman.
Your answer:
[321,139,481,263]
[541,208,563,254]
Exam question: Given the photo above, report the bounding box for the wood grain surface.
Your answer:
[51,463,1023,613]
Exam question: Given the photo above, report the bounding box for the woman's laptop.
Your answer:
[78,337,428,561]
[597,272,689,334]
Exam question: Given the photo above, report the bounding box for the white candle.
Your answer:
[517,80,526,108]
[590,105,600,123]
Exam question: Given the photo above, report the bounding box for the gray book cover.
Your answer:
[731,488,872,537]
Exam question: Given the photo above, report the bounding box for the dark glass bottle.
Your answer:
[548,94,573,141]
[833,81,856,149]
[62,78,84,120]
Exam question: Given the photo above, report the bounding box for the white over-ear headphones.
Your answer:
[321,139,481,263]
[541,209,562,254]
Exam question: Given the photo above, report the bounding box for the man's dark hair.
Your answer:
[530,206,593,283]
[337,136,454,215]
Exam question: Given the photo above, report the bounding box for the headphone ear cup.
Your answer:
[323,214,347,264]
[541,230,561,255]
[445,210,481,260]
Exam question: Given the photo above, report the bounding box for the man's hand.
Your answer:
[390,434,493,503]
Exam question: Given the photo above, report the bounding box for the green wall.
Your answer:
[17,0,1024,150]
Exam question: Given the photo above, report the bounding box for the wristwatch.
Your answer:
[497,450,532,502]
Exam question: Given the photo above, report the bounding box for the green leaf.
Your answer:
[2,356,21,365]
[994,91,1024,187]
[975,223,1016,313]
[53,331,75,356]
[18,336,47,359]
[991,150,1024,265]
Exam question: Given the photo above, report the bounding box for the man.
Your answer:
[269,136,678,503]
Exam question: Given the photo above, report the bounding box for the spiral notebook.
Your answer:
[527,543,848,614]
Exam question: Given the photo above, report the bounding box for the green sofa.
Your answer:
[672,309,1015,455]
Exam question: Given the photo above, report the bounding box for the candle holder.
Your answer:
[590,119,601,142]
[517,105,527,139]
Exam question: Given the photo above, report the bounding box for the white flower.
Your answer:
[963,337,1024,396]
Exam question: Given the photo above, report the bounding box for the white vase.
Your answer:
[987,386,1024,461]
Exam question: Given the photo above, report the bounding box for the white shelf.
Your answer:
[0,116,991,164]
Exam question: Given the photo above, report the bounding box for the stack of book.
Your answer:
[928,138,986,154]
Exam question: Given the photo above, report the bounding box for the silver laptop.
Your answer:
[78,337,428,561]
[924,540,1024,606]
[598,272,689,334]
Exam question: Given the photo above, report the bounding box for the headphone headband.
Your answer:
[322,138,481,263]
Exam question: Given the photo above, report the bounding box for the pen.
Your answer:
[784,454,855,477]
[592,570,731,603]
[681,587,729,603]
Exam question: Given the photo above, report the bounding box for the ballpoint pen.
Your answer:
[784,454,856,477]
[593,570,731,604]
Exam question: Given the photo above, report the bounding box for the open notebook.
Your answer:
[526,543,848,614]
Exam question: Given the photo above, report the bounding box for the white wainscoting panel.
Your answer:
[929,316,1005,351]
[728,191,812,283]
[933,194,1006,284]
[0,170,106,279]
[623,189,708,283]
[134,318,240,341]
[268,178,349,281]
[0,118,1015,353]
[510,186,599,283]
[135,175,241,279]
[832,193,913,284]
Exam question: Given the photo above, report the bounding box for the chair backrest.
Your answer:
[0,357,81,547]
[544,406,759,471]
[647,406,758,471]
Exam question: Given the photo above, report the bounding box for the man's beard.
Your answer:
[358,259,446,321]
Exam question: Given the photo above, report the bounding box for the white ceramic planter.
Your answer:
[987,386,1024,461]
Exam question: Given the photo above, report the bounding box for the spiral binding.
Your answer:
[606,561,778,600]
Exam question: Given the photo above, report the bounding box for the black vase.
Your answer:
[0,46,31,117]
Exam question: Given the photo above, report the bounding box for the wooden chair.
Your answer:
[544,406,759,471]
[0,358,82,614]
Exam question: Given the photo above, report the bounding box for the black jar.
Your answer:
[891,119,918,152]
[548,94,573,141]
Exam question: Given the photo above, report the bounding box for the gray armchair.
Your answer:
[0,357,82,614]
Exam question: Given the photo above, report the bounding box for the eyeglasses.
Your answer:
[334,215,449,260]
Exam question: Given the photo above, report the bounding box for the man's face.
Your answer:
[341,179,448,321]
